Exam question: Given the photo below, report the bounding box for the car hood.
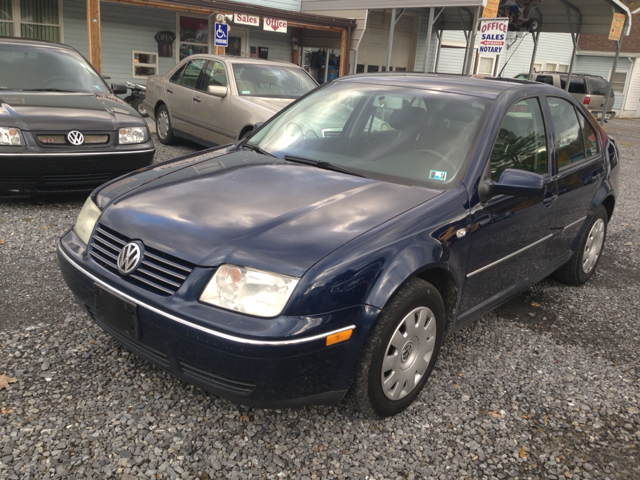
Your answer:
[0,92,140,131]
[236,96,295,114]
[99,151,442,277]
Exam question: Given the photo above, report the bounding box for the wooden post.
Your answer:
[214,45,226,55]
[339,27,348,77]
[86,0,102,74]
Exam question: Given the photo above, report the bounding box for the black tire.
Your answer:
[132,97,148,117]
[123,95,133,104]
[553,205,608,286]
[348,278,445,418]
[155,105,176,145]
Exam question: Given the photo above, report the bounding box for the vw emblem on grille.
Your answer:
[67,130,85,146]
[117,242,143,275]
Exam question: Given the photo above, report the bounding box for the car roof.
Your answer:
[334,73,550,100]
[0,37,76,52]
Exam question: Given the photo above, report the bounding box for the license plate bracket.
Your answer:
[94,284,139,340]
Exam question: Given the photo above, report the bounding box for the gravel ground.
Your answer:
[1,123,639,480]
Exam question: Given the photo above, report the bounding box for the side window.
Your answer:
[578,114,600,158]
[490,98,548,181]
[536,75,554,85]
[169,64,187,84]
[178,59,205,89]
[546,97,585,169]
[201,61,227,91]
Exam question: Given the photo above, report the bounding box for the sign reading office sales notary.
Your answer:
[478,19,508,56]
[264,17,287,33]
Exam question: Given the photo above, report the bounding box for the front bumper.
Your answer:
[0,145,155,195]
[57,229,379,408]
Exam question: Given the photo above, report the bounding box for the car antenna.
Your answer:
[498,33,528,78]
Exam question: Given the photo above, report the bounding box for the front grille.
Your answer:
[178,360,256,396]
[0,174,36,185]
[37,134,110,146]
[89,224,195,296]
[42,172,113,187]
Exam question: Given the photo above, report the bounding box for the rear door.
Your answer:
[190,60,233,145]
[460,96,558,315]
[544,96,605,261]
[165,58,206,132]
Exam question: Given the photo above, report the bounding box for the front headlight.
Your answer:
[74,197,101,245]
[0,127,25,146]
[118,127,148,145]
[200,264,299,317]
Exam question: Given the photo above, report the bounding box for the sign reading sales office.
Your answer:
[264,17,288,33]
[478,19,508,56]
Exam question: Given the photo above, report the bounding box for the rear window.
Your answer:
[560,77,587,94]
[585,77,611,97]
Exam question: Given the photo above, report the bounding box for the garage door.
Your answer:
[356,10,418,73]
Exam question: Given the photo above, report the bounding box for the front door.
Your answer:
[459,96,557,317]
[165,58,206,132]
[190,60,233,145]
[226,28,248,57]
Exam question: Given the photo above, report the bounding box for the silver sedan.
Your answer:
[144,56,318,147]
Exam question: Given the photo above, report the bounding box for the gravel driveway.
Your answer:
[1,123,639,480]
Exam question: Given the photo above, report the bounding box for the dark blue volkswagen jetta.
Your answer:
[58,74,619,417]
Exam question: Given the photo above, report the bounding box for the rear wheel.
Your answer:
[132,97,148,117]
[553,205,608,286]
[156,105,176,145]
[348,278,445,418]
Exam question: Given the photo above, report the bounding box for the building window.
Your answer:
[0,0,13,36]
[178,15,209,60]
[545,62,569,73]
[0,0,61,41]
[476,56,495,75]
[532,62,542,72]
[611,71,627,95]
[132,51,158,78]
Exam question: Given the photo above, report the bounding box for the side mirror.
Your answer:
[479,169,546,201]
[207,85,228,98]
[111,83,127,95]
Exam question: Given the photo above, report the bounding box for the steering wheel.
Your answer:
[44,77,69,88]
[418,149,457,175]
[285,122,304,139]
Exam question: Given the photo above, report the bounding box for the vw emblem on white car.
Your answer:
[117,242,143,275]
[67,130,85,146]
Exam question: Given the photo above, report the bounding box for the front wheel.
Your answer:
[348,278,445,418]
[156,105,176,145]
[553,205,608,286]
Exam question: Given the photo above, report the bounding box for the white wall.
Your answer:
[575,55,633,112]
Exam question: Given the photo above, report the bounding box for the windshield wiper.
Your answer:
[284,155,364,177]
[242,142,276,158]
[20,88,76,92]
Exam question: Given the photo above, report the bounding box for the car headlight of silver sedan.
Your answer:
[118,127,148,145]
[0,127,25,146]
[74,197,101,245]
[200,264,299,318]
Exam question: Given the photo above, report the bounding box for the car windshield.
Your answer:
[247,82,492,188]
[0,43,109,93]
[232,64,316,98]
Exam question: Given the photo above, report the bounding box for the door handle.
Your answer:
[167,88,174,94]
[193,96,201,103]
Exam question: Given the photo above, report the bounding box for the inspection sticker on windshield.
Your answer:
[429,170,447,181]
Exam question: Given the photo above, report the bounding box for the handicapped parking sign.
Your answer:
[214,23,228,47]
